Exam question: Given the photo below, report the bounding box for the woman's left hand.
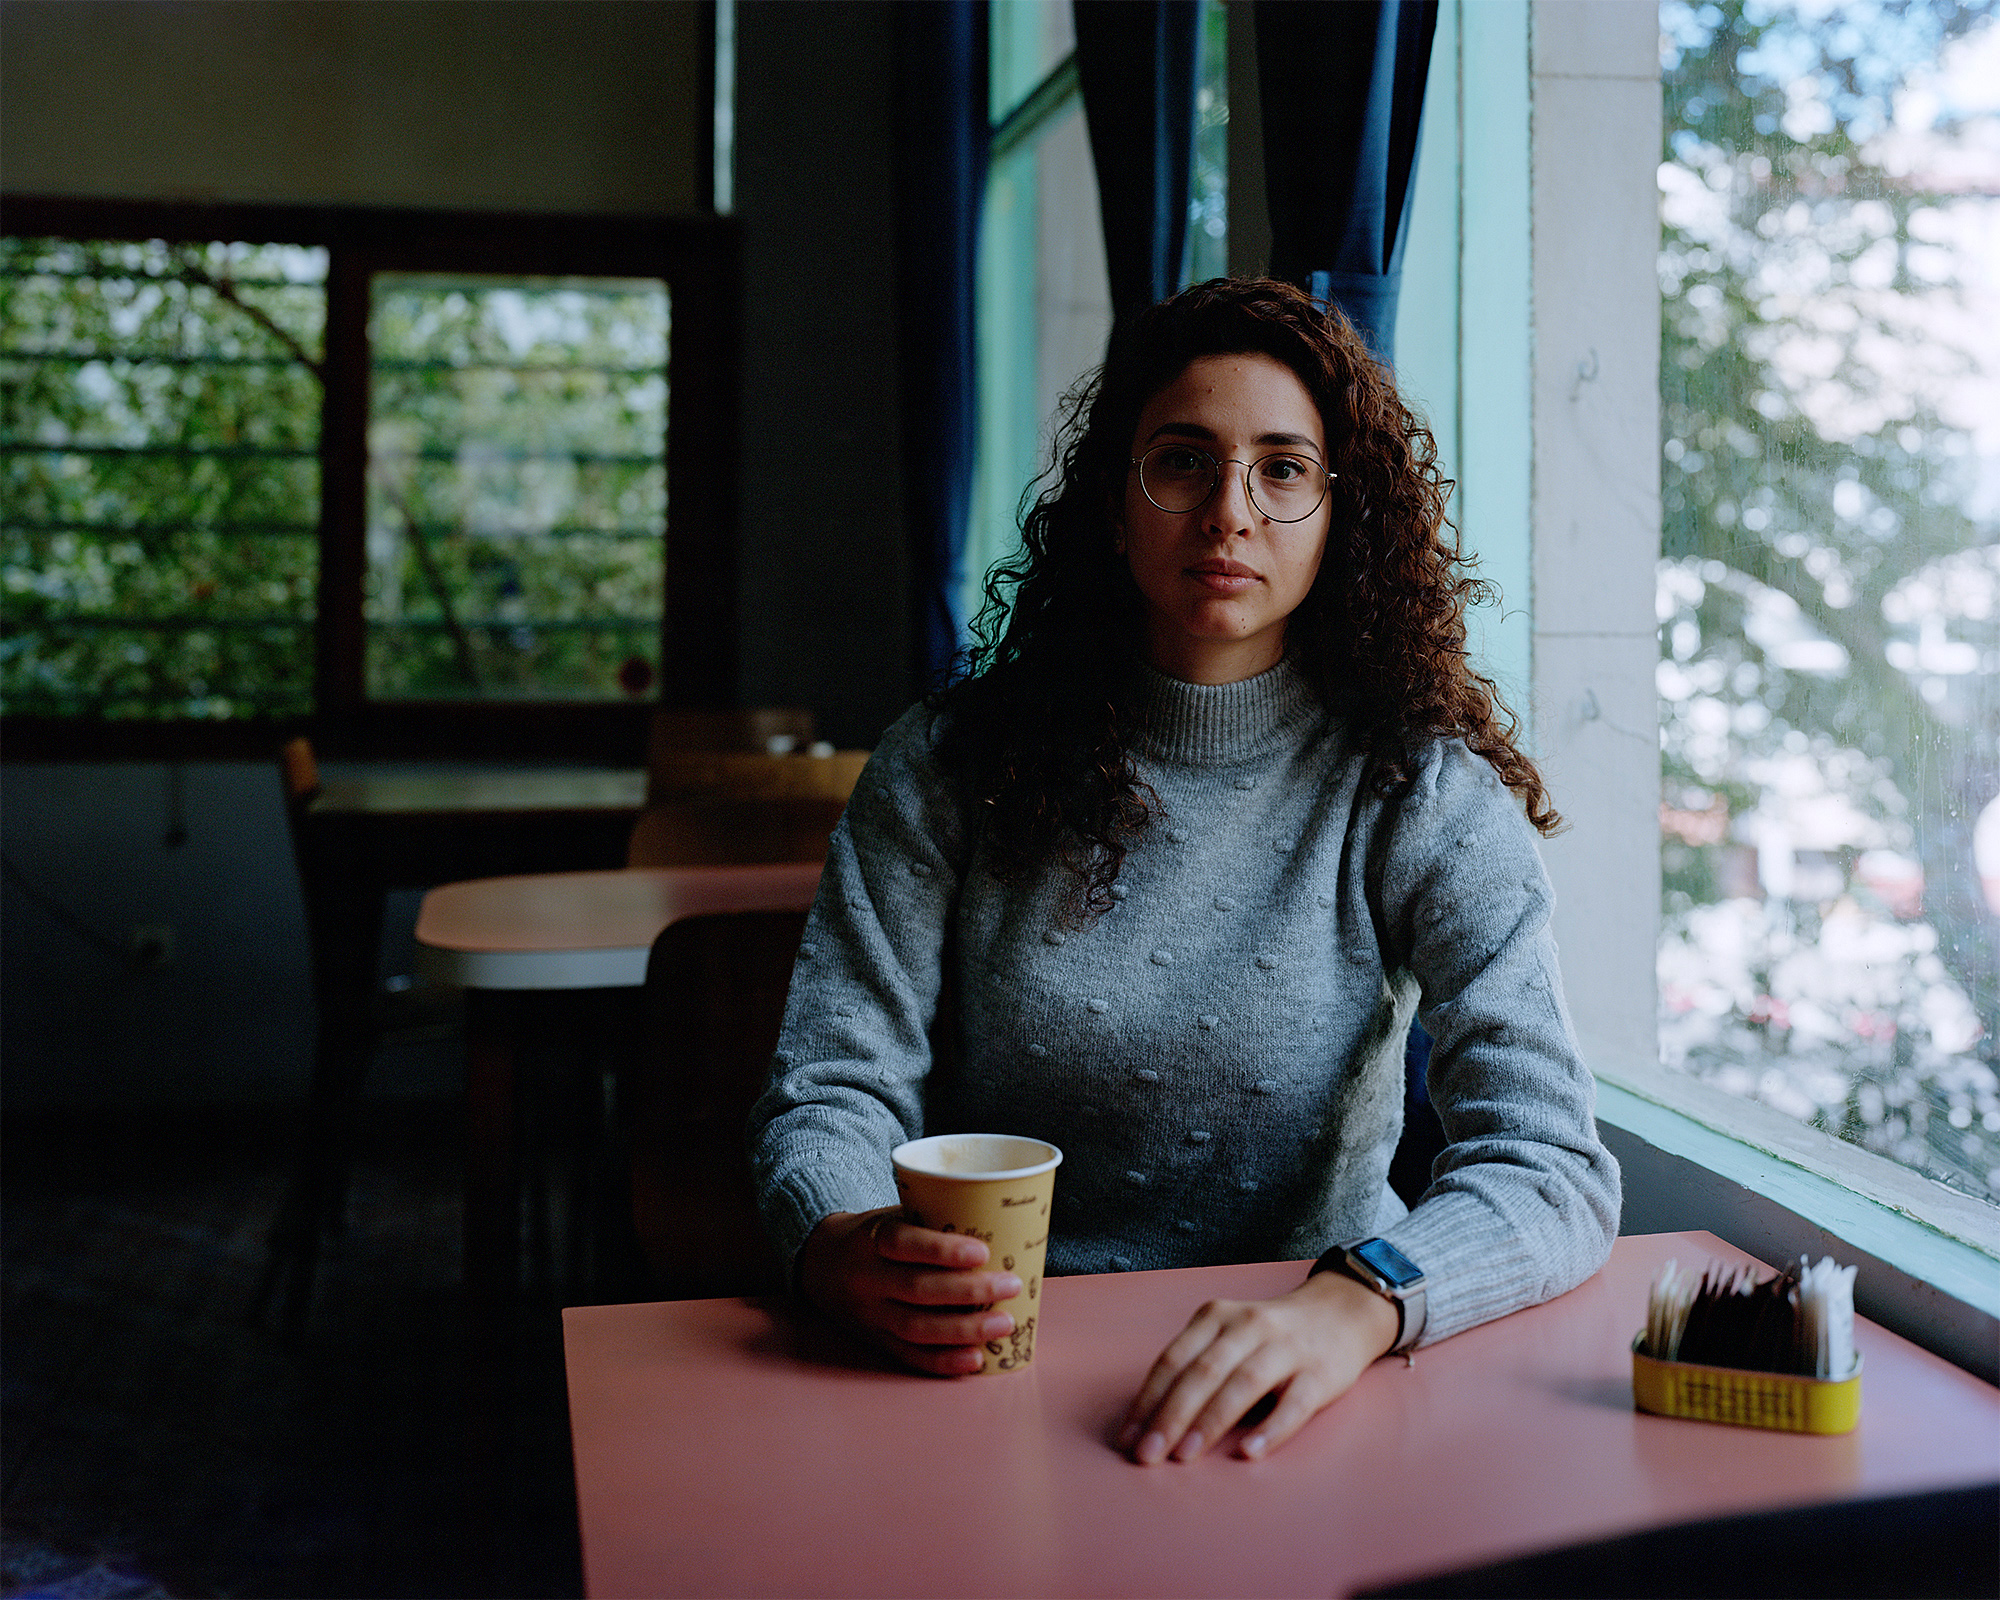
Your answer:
[1115,1269,1401,1464]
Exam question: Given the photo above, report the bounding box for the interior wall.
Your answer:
[0,0,703,214]
[1402,0,1536,731]
[1,762,316,1107]
[1527,0,1663,1073]
[730,0,911,747]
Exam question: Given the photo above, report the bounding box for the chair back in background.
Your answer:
[629,908,808,1299]
[628,746,869,868]
[262,732,462,1334]
[645,746,870,805]
[279,735,322,814]
[275,736,340,984]
[647,707,815,786]
[626,794,850,869]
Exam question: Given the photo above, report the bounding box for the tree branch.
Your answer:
[380,483,483,692]
[1705,540,1999,1042]
[173,250,326,386]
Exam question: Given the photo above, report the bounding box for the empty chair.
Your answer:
[647,707,816,797]
[258,735,353,1333]
[626,909,808,1299]
[258,736,461,1335]
[625,794,851,869]
[628,745,867,869]
[646,746,870,805]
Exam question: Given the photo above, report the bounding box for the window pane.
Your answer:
[1657,1,2000,1204]
[970,89,1112,637]
[1188,0,1229,286]
[991,0,1076,123]
[0,238,325,719]
[364,274,668,702]
[1035,104,1113,445]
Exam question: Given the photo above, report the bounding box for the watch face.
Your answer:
[1351,1237,1423,1289]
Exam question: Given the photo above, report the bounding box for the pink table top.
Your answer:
[413,862,822,989]
[563,1231,2000,1599]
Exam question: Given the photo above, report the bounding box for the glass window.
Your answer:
[1188,0,1230,287]
[364,274,669,702]
[1,205,728,754]
[1657,0,1999,1206]
[989,0,1075,121]
[968,0,1226,637]
[970,2,1109,636]
[1,238,325,718]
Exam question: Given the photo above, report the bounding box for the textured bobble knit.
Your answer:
[748,658,1620,1345]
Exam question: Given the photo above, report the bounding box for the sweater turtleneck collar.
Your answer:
[1127,655,1325,766]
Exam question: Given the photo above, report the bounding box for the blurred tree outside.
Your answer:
[1,239,325,719]
[1,242,670,717]
[366,275,668,701]
[1656,0,2000,1202]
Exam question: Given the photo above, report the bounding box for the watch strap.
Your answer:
[1310,1241,1427,1354]
[1387,1281,1426,1353]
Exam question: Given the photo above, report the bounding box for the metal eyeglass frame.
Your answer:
[1128,444,1337,523]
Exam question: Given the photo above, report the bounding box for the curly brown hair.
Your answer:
[935,277,1558,918]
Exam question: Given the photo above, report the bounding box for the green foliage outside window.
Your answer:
[0,238,325,718]
[365,275,669,701]
[1,243,671,718]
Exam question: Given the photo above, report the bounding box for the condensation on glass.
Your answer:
[363,273,669,703]
[1656,1,1999,1204]
[0,238,327,719]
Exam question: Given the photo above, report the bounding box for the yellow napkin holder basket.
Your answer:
[1631,1335,1861,1435]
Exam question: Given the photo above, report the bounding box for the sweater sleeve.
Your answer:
[747,703,972,1273]
[1369,741,1622,1344]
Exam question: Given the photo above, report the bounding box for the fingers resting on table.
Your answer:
[799,1208,1025,1377]
[1117,1270,1400,1465]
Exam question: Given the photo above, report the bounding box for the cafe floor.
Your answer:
[1,1094,585,1599]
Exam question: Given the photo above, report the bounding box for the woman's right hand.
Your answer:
[796,1207,1023,1376]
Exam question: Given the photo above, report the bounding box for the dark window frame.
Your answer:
[1,194,739,761]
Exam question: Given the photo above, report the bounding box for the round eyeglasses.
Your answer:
[1129,443,1335,523]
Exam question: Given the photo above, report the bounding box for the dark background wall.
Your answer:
[0,0,911,1106]
[733,0,910,745]
[0,0,706,214]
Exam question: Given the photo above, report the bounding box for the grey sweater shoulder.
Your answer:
[748,660,1620,1344]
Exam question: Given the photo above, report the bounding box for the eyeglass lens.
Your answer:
[1137,445,1328,522]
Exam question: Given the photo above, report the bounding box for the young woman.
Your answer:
[749,278,1619,1464]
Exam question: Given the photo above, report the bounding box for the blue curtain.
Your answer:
[1254,0,1438,365]
[1253,0,1442,1176]
[1073,0,1202,335]
[894,1,987,689]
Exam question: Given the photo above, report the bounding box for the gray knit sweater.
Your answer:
[748,659,1620,1345]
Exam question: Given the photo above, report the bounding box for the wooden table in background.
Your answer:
[269,766,648,1329]
[300,767,647,1039]
[562,1230,2000,1599]
[415,862,824,1306]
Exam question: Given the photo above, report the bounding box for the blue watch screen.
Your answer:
[1352,1237,1422,1288]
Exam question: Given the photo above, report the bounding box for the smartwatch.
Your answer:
[1311,1236,1427,1354]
